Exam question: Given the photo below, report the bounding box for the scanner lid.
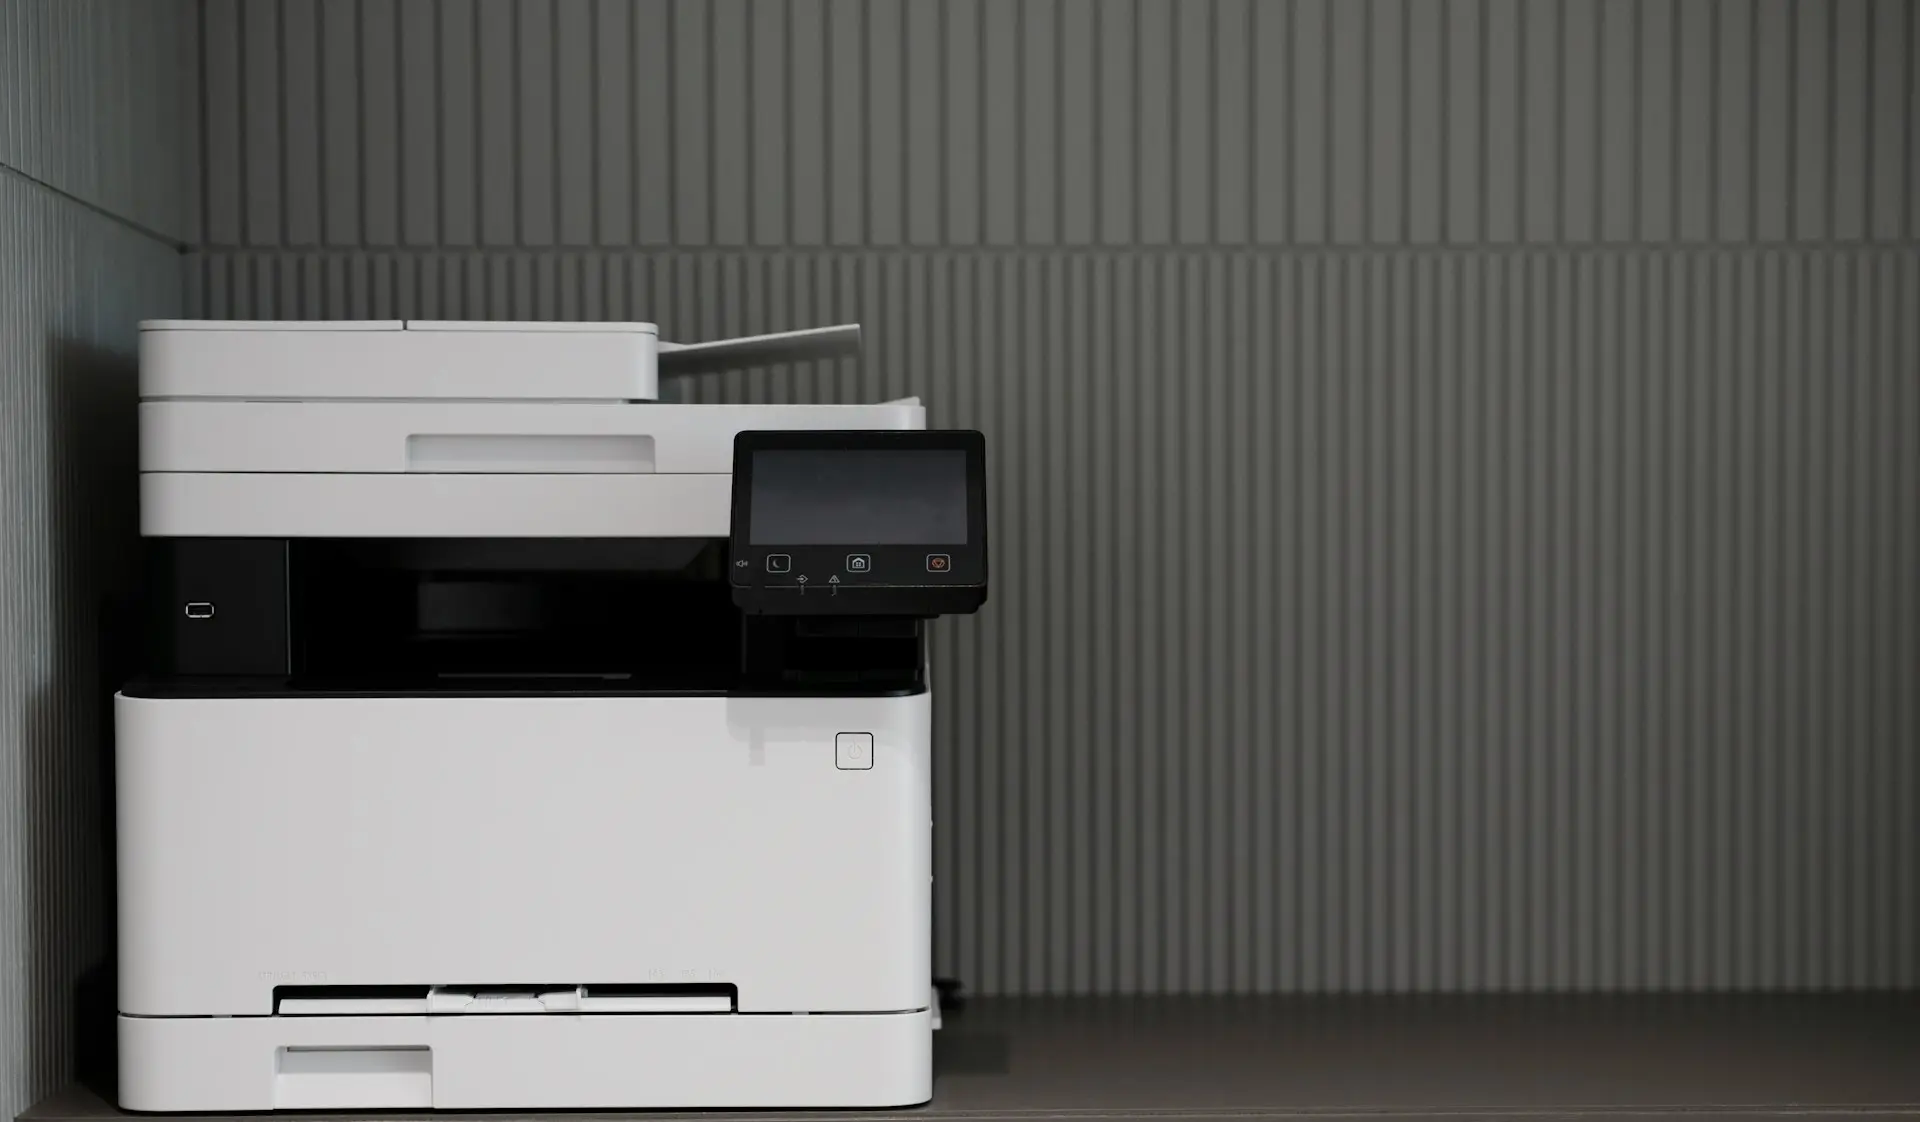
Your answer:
[138,320,862,403]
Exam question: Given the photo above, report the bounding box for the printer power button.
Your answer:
[835,732,874,771]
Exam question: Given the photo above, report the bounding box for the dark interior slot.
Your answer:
[289,538,741,690]
[273,984,429,1012]
[585,982,739,1011]
[740,615,924,691]
[137,537,929,697]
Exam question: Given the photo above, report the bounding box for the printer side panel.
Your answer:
[116,692,932,1018]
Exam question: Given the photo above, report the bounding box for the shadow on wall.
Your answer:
[21,338,142,1103]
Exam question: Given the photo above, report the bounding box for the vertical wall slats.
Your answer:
[472,1,510,244]
[1521,1,1561,242]
[1096,0,1134,246]
[1,7,191,1112]
[0,0,196,242]
[175,0,1920,999]
[1753,0,1793,242]
[1831,0,1871,242]
[201,0,242,246]
[1482,0,1521,243]
[1327,0,1368,244]
[1715,0,1753,241]
[746,0,784,247]
[4,3,24,180]
[397,0,438,247]
[511,0,554,247]
[552,0,594,246]
[280,0,322,246]
[902,0,942,247]
[1596,0,1635,243]
[1405,0,1443,244]
[358,0,401,247]
[708,0,749,248]
[1369,0,1406,245]
[435,0,476,247]
[978,0,1017,246]
[1866,0,1905,240]
[1130,0,1169,245]
[189,242,1915,995]
[1174,0,1213,245]
[1672,0,1713,241]
[1019,3,1059,245]
[862,0,903,246]
[241,0,280,246]
[628,0,671,247]
[1635,0,1674,242]
[941,0,979,247]
[1793,1,1833,241]
[1911,3,1920,238]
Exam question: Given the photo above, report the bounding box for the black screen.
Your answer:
[749,448,969,545]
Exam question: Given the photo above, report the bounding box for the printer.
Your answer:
[115,319,987,1111]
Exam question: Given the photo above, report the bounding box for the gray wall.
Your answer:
[0,0,194,1112]
[190,0,1920,995]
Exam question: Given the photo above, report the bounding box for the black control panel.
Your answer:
[729,430,988,617]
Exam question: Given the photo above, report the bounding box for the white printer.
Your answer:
[114,320,987,1111]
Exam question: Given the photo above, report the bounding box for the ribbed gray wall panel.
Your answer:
[0,0,201,243]
[194,0,1920,250]
[0,181,181,1117]
[185,246,1920,994]
[186,0,1920,996]
[1,1,193,1111]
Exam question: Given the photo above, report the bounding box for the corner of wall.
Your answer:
[0,0,198,1114]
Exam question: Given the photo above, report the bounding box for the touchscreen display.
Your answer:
[749,448,969,545]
